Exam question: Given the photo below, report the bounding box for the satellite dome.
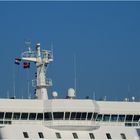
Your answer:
[68,88,75,99]
[52,91,58,98]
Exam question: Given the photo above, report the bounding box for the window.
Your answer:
[89,133,95,139]
[87,113,93,120]
[110,114,118,122]
[120,133,126,139]
[126,115,133,122]
[55,132,61,139]
[103,115,110,122]
[23,132,29,138]
[13,112,20,120]
[133,115,140,122]
[96,114,103,121]
[21,113,28,120]
[125,122,132,126]
[29,113,36,120]
[70,112,76,120]
[0,112,4,119]
[93,113,98,120]
[53,112,64,120]
[106,133,112,139]
[65,112,70,120]
[5,112,12,120]
[72,133,78,139]
[37,113,43,120]
[38,132,44,138]
[76,112,81,120]
[118,115,125,122]
[44,112,52,120]
[4,121,11,124]
[81,112,87,120]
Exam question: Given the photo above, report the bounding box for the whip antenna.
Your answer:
[74,54,77,96]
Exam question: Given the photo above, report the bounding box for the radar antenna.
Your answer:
[17,42,53,100]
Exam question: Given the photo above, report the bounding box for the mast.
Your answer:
[21,42,53,100]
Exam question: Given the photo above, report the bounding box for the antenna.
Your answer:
[51,41,54,52]
[74,54,77,96]
[25,40,32,52]
[50,41,54,62]
[127,84,130,99]
[93,90,96,100]
[12,65,16,98]
[7,90,9,98]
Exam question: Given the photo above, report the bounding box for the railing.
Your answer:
[41,50,53,62]
[22,51,36,58]
[21,50,53,61]
[32,78,52,87]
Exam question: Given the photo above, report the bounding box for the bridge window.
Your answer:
[120,133,126,139]
[81,112,87,120]
[133,115,140,122]
[38,132,44,138]
[87,112,93,120]
[5,112,12,120]
[96,114,102,121]
[118,115,125,122]
[0,112,4,119]
[23,132,29,138]
[37,113,43,120]
[103,114,110,122]
[89,133,95,139]
[106,133,112,139]
[13,112,20,120]
[110,115,118,122]
[29,113,36,120]
[126,115,133,122]
[65,112,70,120]
[72,133,78,139]
[93,113,98,120]
[70,112,76,120]
[53,112,64,120]
[76,112,81,120]
[55,132,61,139]
[44,112,52,120]
[21,113,28,120]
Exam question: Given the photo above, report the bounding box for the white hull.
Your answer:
[0,124,139,140]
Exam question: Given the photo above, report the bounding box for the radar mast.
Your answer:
[21,42,53,100]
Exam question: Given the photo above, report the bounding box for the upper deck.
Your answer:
[0,98,139,128]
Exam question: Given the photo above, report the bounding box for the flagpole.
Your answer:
[74,54,77,96]
[13,64,16,98]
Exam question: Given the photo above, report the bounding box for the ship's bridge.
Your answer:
[43,99,99,130]
[0,98,99,130]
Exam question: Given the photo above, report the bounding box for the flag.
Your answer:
[15,58,21,65]
[23,62,30,68]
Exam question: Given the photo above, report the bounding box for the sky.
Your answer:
[0,1,140,101]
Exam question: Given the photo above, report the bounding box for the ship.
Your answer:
[0,42,139,139]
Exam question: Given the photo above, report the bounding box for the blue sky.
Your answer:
[0,1,140,101]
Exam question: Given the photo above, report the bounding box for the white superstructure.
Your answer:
[0,43,139,139]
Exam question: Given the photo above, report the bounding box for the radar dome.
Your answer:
[52,91,58,98]
[68,88,75,99]
[132,96,135,101]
